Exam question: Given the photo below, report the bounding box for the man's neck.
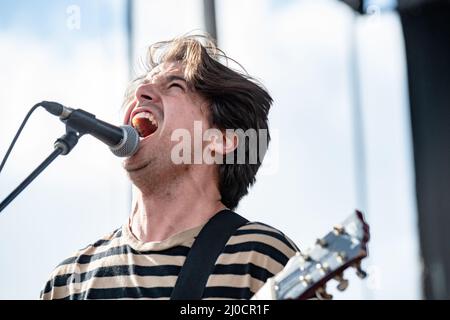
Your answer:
[129,175,226,243]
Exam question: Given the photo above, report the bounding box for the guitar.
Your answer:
[252,210,370,300]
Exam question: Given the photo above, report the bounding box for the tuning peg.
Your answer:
[294,252,312,265]
[315,285,333,300]
[315,262,329,274]
[299,275,312,286]
[300,253,312,262]
[316,238,328,247]
[334,273,349,291]
[356,268,367,279]
[353,262,368,279]
[336,251,347,263]
[333,224,345,235]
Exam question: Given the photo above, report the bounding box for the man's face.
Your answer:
[122,61,211,191]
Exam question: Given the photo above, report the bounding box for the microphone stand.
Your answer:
[0,128,80,213]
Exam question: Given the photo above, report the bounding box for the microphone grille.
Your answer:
[110,125,139,157]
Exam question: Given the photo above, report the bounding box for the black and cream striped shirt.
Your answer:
[41,218,299,300]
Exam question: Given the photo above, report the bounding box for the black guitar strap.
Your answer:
[170,209,248,300]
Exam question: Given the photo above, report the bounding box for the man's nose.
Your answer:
[135,82,161,105]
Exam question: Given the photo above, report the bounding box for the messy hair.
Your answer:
[124,34,273,210]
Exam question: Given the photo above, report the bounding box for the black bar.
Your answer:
[399,0,450,299]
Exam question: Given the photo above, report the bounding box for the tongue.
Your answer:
[132,114,158,138]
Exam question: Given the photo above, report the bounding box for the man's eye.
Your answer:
[169,83,184,90]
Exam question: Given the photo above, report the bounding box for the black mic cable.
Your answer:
[0,103,42,175]
[0,101,140,213]
[0,101,139,176]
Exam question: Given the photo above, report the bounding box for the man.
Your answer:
[41,34,299,300]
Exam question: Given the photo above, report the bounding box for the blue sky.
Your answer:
[0,0,131,300]
[0,0,126,49]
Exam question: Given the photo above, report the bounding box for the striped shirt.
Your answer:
[41,218,299,300]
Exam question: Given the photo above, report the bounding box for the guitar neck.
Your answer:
[252,210,370,300]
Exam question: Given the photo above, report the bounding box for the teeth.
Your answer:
[133,111,157,126]
[132,110,159,138]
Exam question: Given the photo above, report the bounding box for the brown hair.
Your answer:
[125,34,273,210]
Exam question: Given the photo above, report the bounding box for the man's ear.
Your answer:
[205,128,239,156]
[212,130,239,156]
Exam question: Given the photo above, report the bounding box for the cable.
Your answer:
[0,103,42,175]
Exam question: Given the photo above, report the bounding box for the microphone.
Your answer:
[40,101,139,157]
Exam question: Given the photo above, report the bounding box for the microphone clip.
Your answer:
[54,130,80,155]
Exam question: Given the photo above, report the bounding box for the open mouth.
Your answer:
[131,111,159,139]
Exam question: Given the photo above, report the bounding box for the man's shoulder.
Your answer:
[222,220,300,269]
[57,226,123,270]
[41,226,124,299]
[232,221,300,253]
[212,220,300,295]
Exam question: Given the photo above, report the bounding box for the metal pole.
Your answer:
[203,0,218,42]
[348,11,373,300]
[125,0,135,213]
[126,0,134,79]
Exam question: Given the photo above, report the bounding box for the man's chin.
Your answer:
[122,158,151,173]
